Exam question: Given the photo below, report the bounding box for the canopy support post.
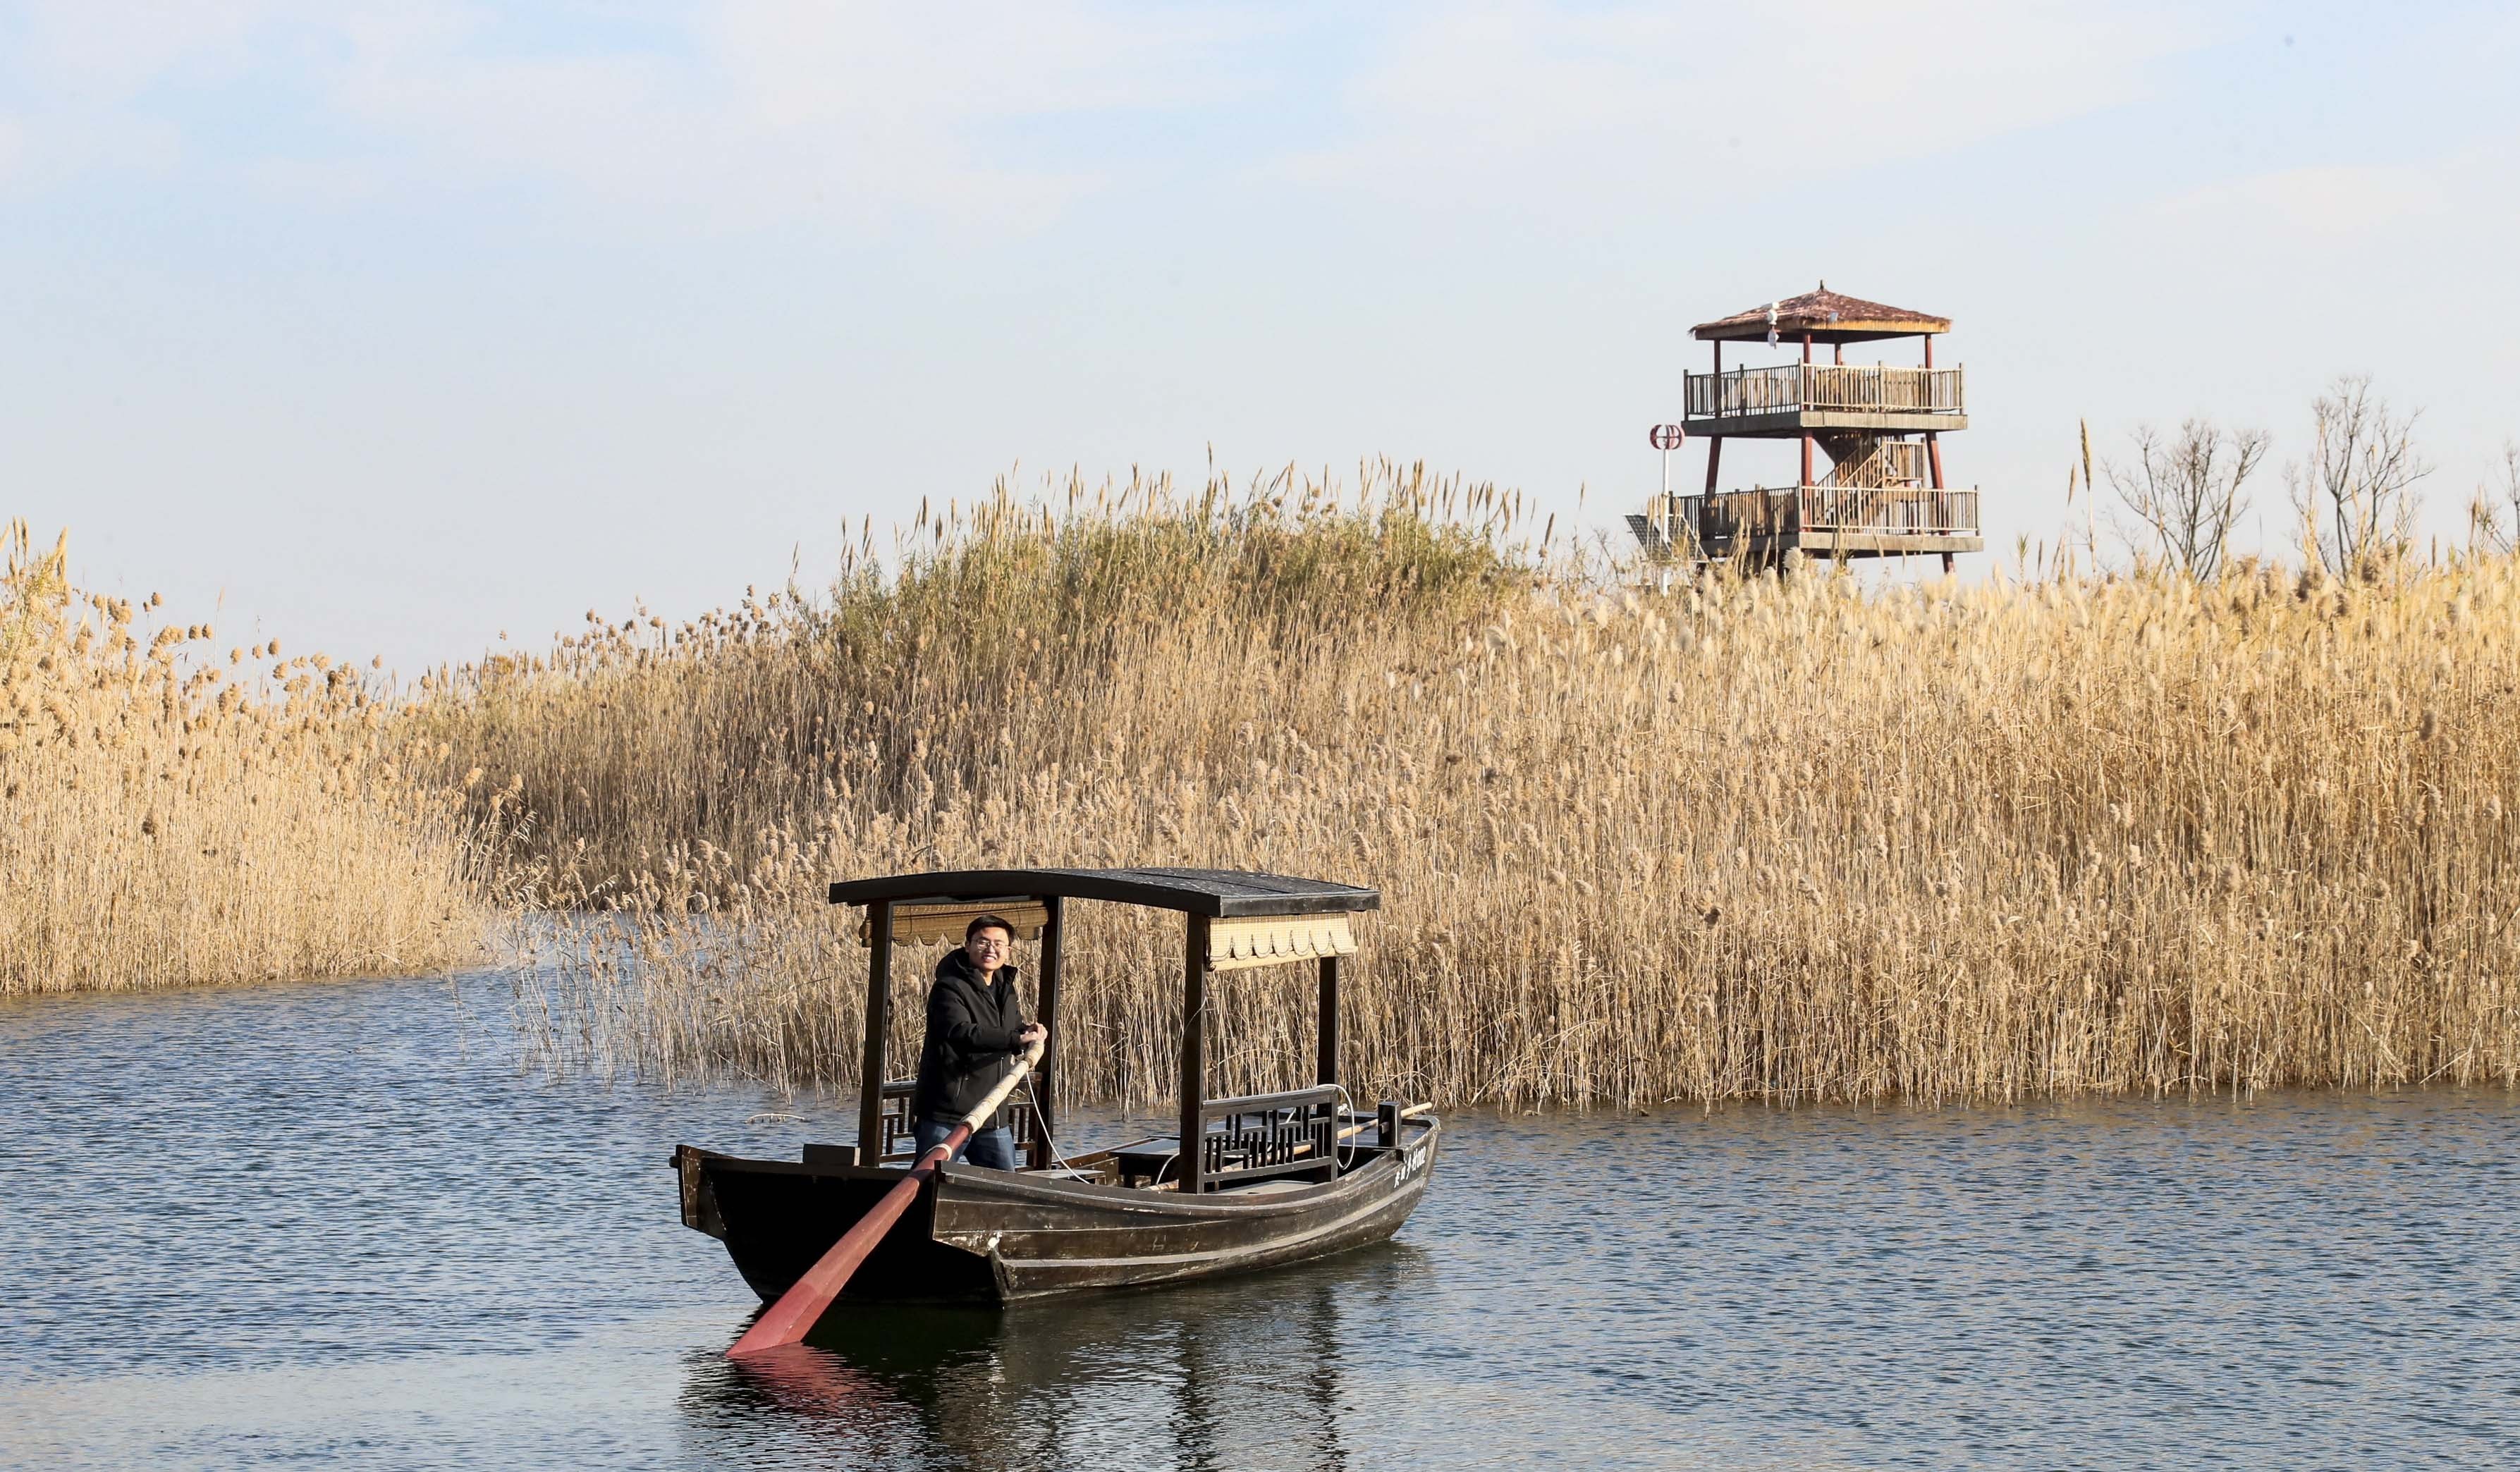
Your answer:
[1031,895,1063,1170]
[1316,955,1340,1088]
[1179,914,1209,1195]
[857,899,894,1163]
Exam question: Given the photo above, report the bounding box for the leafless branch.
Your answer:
[2287,375,2432,579]
[2104,418,2267,580]
[2469,440,2519,557]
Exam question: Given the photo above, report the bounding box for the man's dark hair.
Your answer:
[965,914,1017,943]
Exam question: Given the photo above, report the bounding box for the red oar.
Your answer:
[728,1037,1044,1358]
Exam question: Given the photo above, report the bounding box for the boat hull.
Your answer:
[678,1117,1439,1306]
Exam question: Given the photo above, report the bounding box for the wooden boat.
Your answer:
[673,867,1440,1308]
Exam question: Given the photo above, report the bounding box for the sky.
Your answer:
[6,1,2516,674]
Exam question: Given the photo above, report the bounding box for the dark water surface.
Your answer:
[3,974,2514,1470]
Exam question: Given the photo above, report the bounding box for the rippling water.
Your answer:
[4,974,2514,1468]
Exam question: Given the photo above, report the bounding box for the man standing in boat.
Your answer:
[910,914,1048,1170]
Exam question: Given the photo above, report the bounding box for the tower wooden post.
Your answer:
[1800,331,1816,489]
[1705,340,1724,495]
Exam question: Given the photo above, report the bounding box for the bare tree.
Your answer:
[2104,418,2268,579]
[2288,375,2432,579]
[2470,440,2519,557]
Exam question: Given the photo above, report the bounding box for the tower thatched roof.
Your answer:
[1692,284,1948,344]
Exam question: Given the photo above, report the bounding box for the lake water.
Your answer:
[3,973,2514,1469]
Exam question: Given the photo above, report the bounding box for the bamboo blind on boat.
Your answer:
[857,900,1052,945]
[1206,913,1359,972]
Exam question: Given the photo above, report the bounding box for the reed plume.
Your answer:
[0,520,488,993]
[422,467,2520,1110]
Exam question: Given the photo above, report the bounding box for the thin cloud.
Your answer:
[2154,160,2460,240]
[0,1,2208,227]
[1272,1,2206,202]
[1,1,1288,231]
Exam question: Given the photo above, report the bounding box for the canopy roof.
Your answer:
[827,866,1380,918]
[1693,284,1949,344]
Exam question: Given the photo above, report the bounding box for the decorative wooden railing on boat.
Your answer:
[1199,1086,1341,1187]
[1108,1084,1345,1191]
[1684,363,1964,419]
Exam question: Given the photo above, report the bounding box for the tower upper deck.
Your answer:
[1684,284,1962,436]
[1682,361,1966,437]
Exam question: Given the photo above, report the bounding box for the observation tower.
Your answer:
[1631,284,1983,571]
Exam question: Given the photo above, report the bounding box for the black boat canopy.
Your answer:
[826,866,1379,918]
[834,866,1378,1193]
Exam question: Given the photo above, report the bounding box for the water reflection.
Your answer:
[685,1247,1426,1471]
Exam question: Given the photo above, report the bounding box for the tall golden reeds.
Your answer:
[0,520,488,994]
[434,469,2520,1110]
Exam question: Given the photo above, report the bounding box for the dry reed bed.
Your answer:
[459,475,2520,1110]
[1,521,487,994]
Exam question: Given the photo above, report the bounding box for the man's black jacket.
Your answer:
[911,947,1027,1124]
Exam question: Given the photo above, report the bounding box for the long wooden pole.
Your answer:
[1338,1102,1433,1143]
[729,1036,1045,1359]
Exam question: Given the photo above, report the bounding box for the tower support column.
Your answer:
[1800,332,1816,487]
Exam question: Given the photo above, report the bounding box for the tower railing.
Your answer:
[1797,486,1977,533]
[1641,487,1979,550]
[1684,364,1964,419]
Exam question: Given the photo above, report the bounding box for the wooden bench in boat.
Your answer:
[1106,1085,1344,1188]
[872,1077,1039,1167]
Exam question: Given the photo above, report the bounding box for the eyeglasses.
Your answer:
[970,936,1011,951]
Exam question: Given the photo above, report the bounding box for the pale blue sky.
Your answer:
[6,1,2515,673]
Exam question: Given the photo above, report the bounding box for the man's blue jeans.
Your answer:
[913,1117,1017,1170]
